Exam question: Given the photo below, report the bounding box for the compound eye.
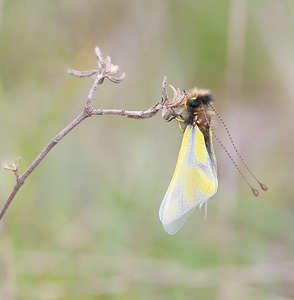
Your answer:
[187,98,201,108]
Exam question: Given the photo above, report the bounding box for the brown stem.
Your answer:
[0,47,170,220]
[0,103,163,220]
[0,110,90,220]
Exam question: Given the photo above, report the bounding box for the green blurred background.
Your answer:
[1,0,294,299]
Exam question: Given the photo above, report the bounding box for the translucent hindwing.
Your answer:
[159,124,218,235]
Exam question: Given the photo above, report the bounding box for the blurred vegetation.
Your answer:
[1,0,294,299]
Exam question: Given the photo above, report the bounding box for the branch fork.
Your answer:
[0,46,184,220]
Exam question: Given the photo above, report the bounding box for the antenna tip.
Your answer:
[251,188,259,197]
[259,182,268,192]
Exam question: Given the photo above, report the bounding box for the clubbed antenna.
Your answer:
[212,131,259,197]
[208,103,268,195]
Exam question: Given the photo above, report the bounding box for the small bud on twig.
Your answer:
[67,47,125,85]
[3,157,22,181]
[161,77,186,120]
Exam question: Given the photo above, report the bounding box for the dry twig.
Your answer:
[0,47,184,220]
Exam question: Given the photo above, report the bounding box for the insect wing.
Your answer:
[159,125,218,235]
